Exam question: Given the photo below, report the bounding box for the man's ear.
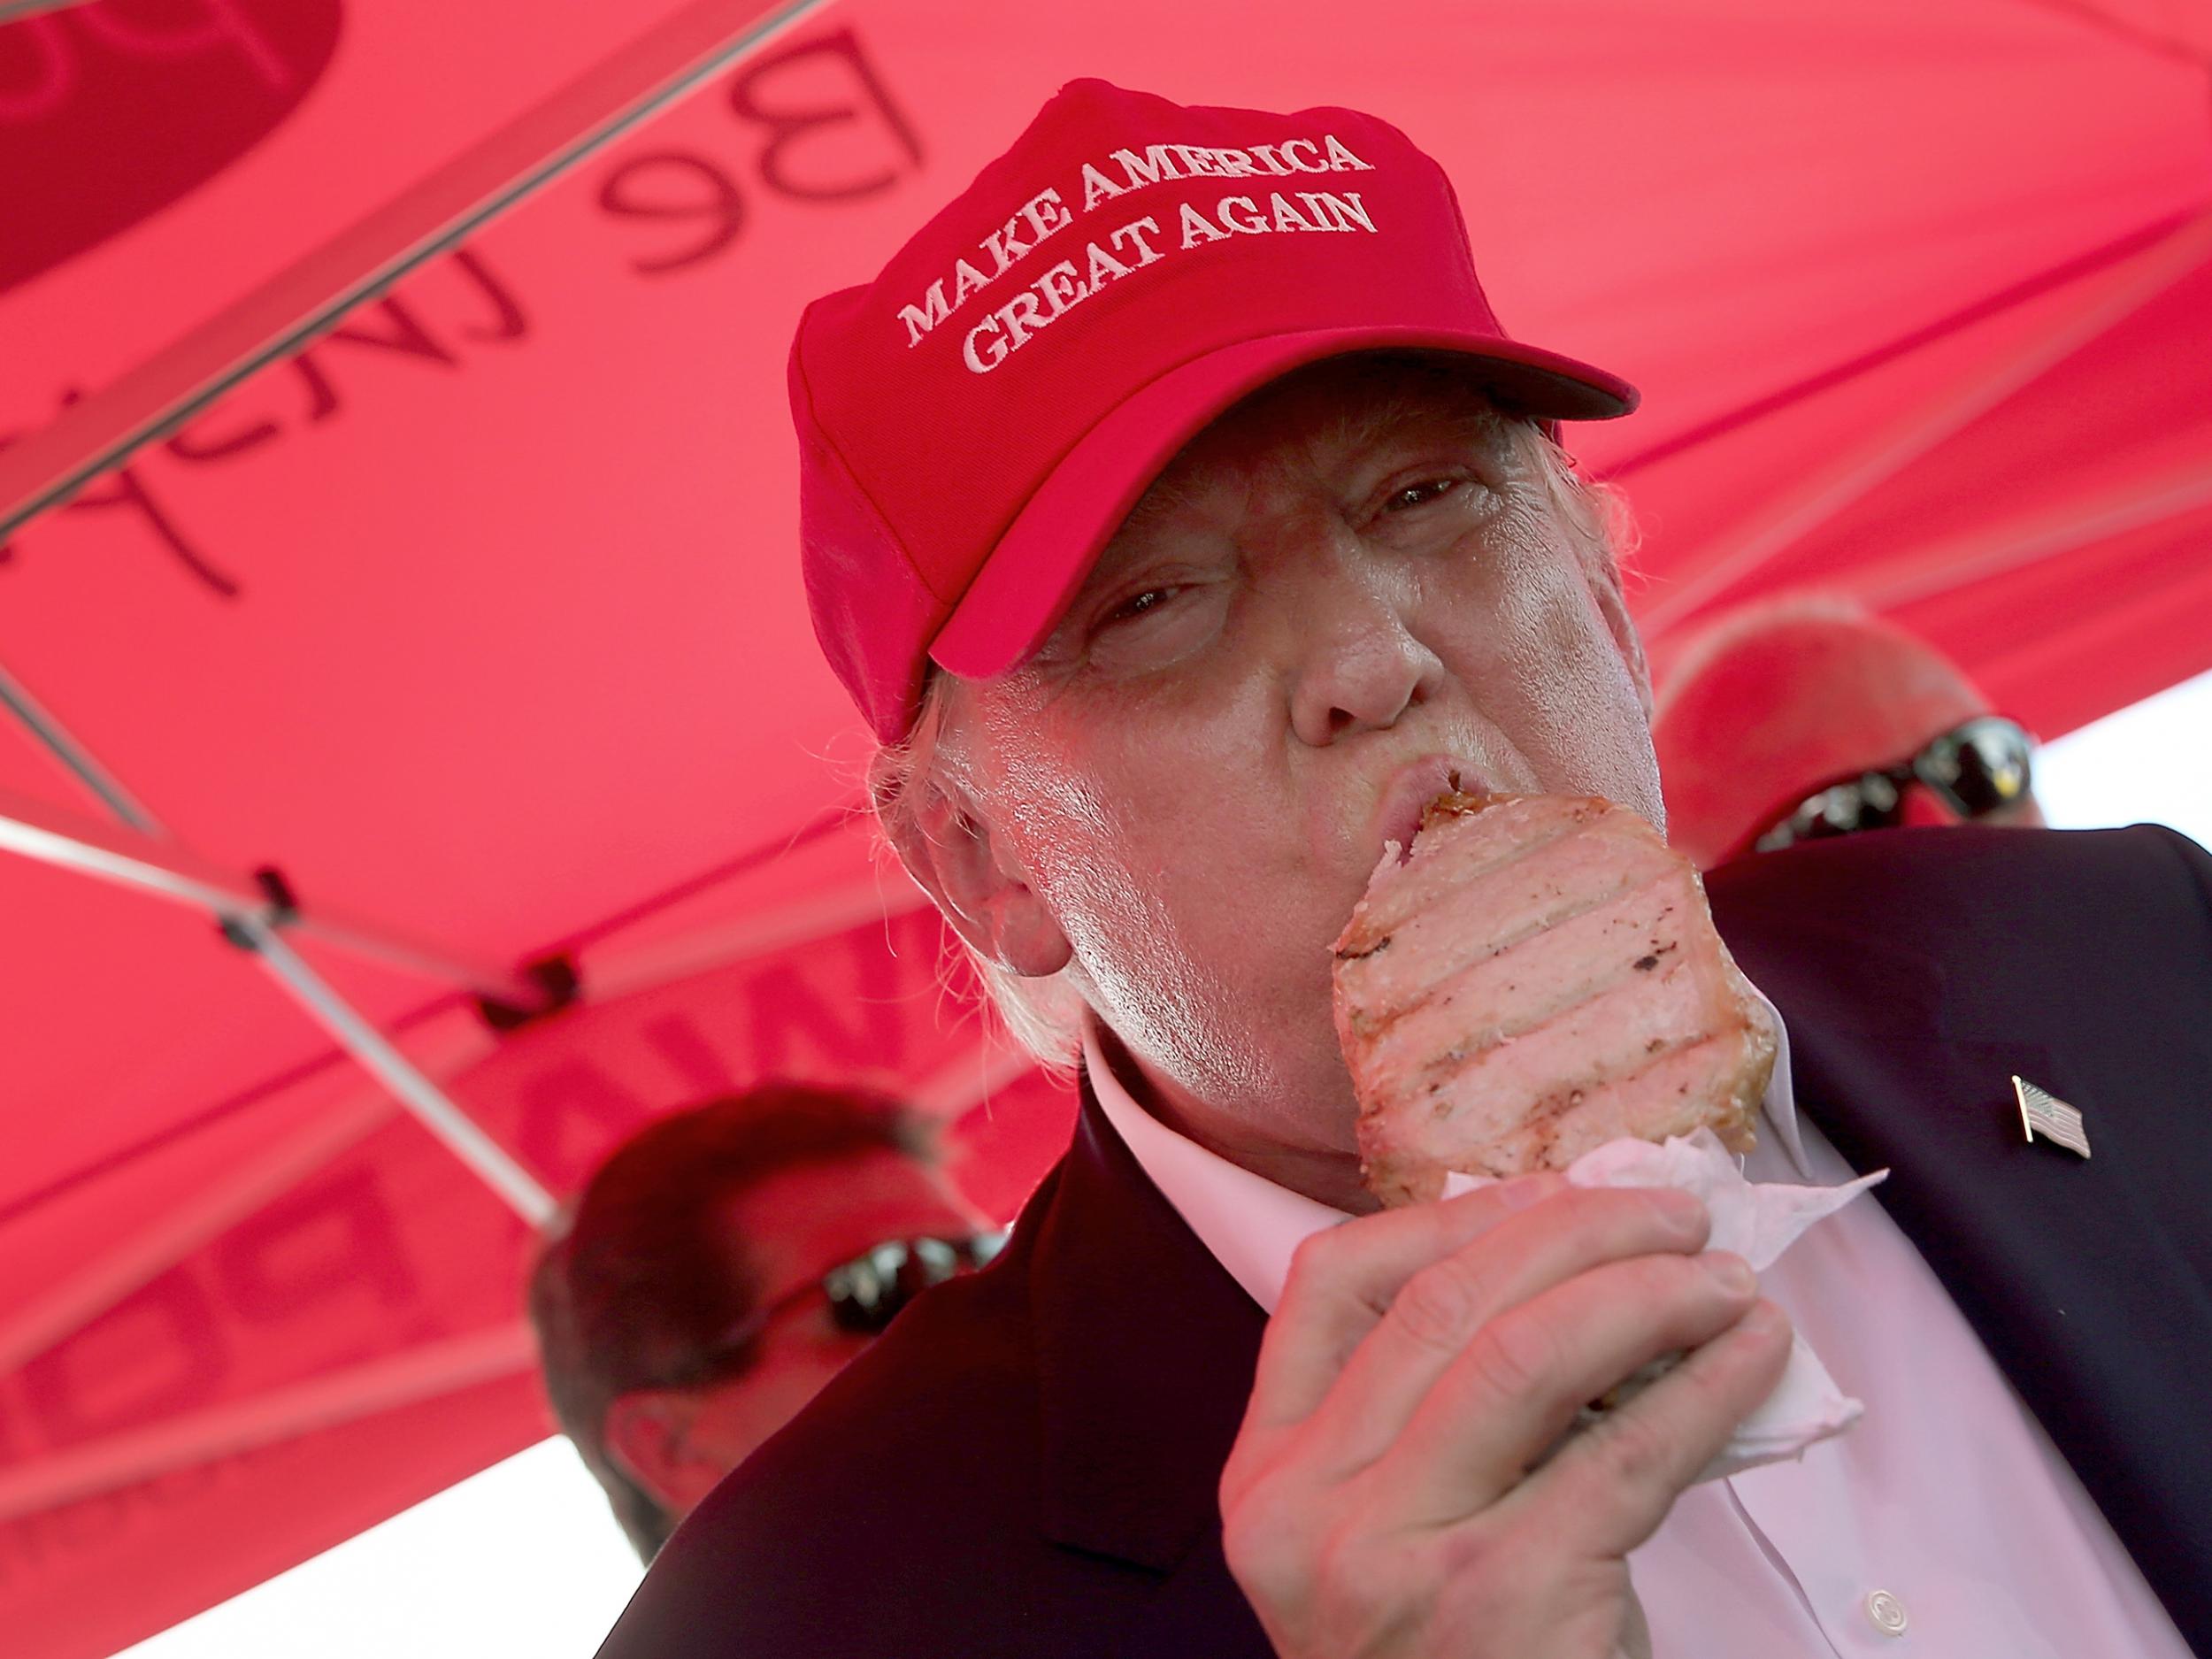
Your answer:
[603,1390,699,1509]
[1587,551,1655,722]
[886,780,1073,979]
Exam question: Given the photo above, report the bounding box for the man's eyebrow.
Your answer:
[1108,464,1225,551]
[1324,394,1507,457]
[1118,477,1194,532]
[1108,388,1509,550]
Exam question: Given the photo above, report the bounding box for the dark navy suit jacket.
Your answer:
[597,826,2212,1657]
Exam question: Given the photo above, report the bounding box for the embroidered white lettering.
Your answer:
[897,280,953,347]
[1033,259,1087,318]
[1311,189,1374,233]
[981,213,1037,276]
[1080,161,1126,211]
[900,198,1065,349]
[951,257,992,305]
[963,314,1008,372]
[994,288,1049,349]
[1084,239,1134,287]
[1108,215,1165,265]
[1113,144,1187,188]
[917,134,1386,358]
[1179,200,1229,247]
[1322,133,1373,171]
[1018,187,1074,243]
[1217,195,1270,234]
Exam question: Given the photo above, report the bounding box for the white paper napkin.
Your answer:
[1444,1128,1886,1481]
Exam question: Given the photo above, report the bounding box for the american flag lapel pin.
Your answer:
[2014,1075,2091,1159]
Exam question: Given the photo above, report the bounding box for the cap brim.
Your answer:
[930,326,1637,680]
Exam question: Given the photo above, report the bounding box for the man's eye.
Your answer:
[1385,478,1461,512]
[1103,586,1178,625]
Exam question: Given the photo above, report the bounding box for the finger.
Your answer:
[1381,1248,1763,1523]
[1299,1186,1710,1475]
[1514,1297,1794,1555]
[1242,1174,1569,1439]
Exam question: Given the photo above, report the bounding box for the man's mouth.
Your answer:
[1372,755,1494,864]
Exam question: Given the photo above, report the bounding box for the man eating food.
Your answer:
[596,81,2211,1658]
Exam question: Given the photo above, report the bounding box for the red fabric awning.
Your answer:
[2,3,2207,1654]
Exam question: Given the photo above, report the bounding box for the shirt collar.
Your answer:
[1748,981,1813,1179]
[1083,975,1810,1317]
[1083,1020,1351,1314]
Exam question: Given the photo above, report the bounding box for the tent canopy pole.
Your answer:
[0,663,160,832]
[0,781,555,1010]
[0,0,827,541]
[0,666,556,1223]
[229,918,555,1223]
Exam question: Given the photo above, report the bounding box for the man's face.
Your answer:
[617,1148,983,1516]
[937,358,1659,1169]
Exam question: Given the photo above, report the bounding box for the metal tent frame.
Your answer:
[0,0,827,1220]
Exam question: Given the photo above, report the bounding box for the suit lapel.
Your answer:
[1717,896,2212,1655]
[1027,1082,1269,1572]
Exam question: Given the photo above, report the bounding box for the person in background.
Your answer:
[527,1082,999,1561]
[1649,595,2041,869]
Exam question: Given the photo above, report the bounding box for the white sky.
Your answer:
[2025,669,2212,840]
[114,667,2212,1659]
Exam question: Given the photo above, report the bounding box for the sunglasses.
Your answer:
[704,1231,1006,1369]
[1745,715,2035,857]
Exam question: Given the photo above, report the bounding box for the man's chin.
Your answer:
[1232,1017,1363,1149]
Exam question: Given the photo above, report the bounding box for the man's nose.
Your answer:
[1283,549,1444,747]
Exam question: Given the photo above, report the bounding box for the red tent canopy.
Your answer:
[2,2,2208,1655]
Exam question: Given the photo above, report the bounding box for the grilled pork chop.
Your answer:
[1333,788,1775,1207]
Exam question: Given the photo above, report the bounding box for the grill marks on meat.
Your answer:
[1337,805,1681,1038]
[1355,865,1702,1087]
[1333,793,1775,1206]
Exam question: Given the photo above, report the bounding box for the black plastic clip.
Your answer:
[254,865,302,926]
[218,866,303,951]
[475,954,582,1033]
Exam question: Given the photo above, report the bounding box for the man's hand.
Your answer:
[1219,1176,1792,1658]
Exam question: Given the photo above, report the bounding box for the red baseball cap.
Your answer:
[790,79,1637,740]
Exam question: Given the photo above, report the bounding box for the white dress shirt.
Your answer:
[1084,997,2193,1657]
